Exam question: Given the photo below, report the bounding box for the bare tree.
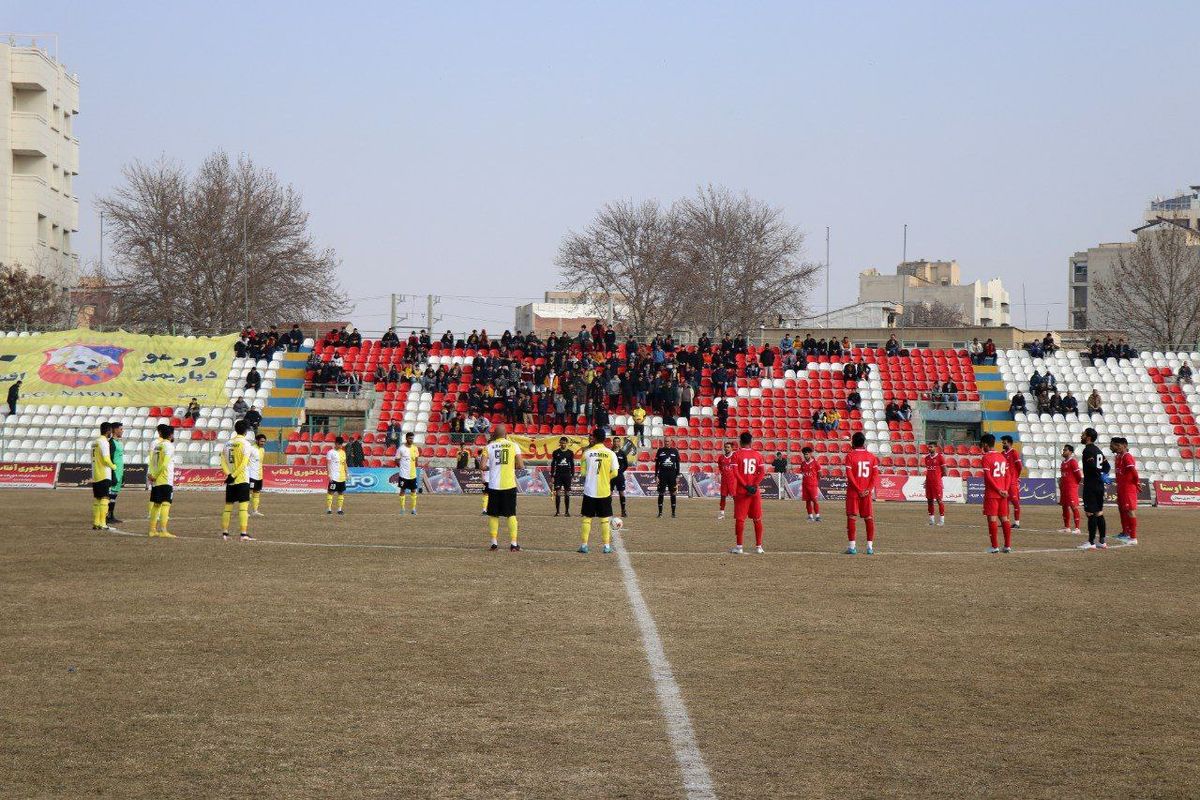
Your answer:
[555,199,689,336]
[678,185,818,336]
[97,152,346,333]
[1092,226,1200,350]
[0,262,69,330]
[901,299,967,327]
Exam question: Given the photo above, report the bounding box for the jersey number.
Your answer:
[856,462,871,478]
[497,449,510,465]
[992,462,1007,478]
[742,460,757,475]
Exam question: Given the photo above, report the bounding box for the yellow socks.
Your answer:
[400,493,408,511]
[221,504,232,532]
[507,516,518,544]
[149,502,161,535]
[337,495,345,512]
[326,494,334,511]
[482,494,488,511]
[601,519,612,546]
[238,503,249,534]
[160,503,171,533]
[488,516,499,543]
[252,492,261,512]
[409,493,417,512]
[581,517,592,545]
[93,498,109,528]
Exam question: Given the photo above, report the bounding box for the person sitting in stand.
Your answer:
[982,338,997,364]
[846,389,861,412]
[1178,362,1193,384]
[232,396,249,417]
[1049,391,1063,416]
[1062,390,1079,416]
[345,328,362,348]
[885,399,901,422]
[898,399,912,421]
[940,377,958,410]
[1028,369,1043,395]
[812,409,828,431]
[825,407,841,431]
[1010,391,1027,415]
[381,327,401,347]
[186,398,201,421]
[1087,389,1104,419]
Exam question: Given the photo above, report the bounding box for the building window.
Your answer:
[1073,286,1088,309]
[1073,261,1088,282]
[1073,312,1087,330]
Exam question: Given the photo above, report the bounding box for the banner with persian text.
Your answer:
[0,328,238,406]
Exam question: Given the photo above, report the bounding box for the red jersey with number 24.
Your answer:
[983,451,1009,496]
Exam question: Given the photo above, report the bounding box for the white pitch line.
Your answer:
[612,531,717,800]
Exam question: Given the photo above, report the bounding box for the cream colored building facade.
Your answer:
[858,260,1011,326]
[1068,186,1200,330]
[0,38,80,278]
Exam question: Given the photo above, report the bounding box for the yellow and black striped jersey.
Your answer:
[485,438,518,490]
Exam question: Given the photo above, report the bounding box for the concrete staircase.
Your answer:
[260,350,307,456]
[976,363,1019,443]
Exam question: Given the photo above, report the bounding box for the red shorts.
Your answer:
[733,493,762,521]
[983,493,1009,517]
[925,482,943,501]
[1059,489,1079,506]
[1117,487,1138,511]
[845,492,873,518]
[720,478,734,497]
[801,481,820,501]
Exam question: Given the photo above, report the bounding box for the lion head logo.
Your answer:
[39,344,131,387]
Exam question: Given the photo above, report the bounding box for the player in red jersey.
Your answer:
[981,433,1013,553]
[716,441,735,520]
[1110,437,1140,544]
[844,432,879,555]
[923,442,947,527]
[1001,435,1023,529]
[1058,444,1083,534]
[800,445,822,522]
[728,432,766,554]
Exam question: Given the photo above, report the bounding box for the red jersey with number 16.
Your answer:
[845,449,879,495]
[731,448,766,498]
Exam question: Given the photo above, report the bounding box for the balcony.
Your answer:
[10,112,50,156]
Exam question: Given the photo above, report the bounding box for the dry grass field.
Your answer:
[2,489,1197,799]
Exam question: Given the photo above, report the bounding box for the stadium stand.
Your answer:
[996,348,1198,480]
[0,330,300,466]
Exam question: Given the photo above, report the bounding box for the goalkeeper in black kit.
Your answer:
[550,437,576,517]
[655,437,681,518]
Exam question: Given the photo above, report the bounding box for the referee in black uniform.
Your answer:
[655,438,681,518]
[1080,427,1109,549]
[550,437,575,517]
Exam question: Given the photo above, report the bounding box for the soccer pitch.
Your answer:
[3,491,1197,799]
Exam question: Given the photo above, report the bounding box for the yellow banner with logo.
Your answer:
[510,434,590,461]
[0,328,239,407]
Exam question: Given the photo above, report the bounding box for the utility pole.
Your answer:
[426,294,441,333]
[243,214,249,327]
[1022,284,1028,330]
[389,294,410,331]
[99,211,104,271]
[390,293,398,330]
[899,223,908,329]
[825,226,830,329]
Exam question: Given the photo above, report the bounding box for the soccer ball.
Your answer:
[610,517,624,531]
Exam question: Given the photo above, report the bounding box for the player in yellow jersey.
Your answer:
[578,428,619,554]
[326,436,348,515]
[147,424,177,538]
[249,433,267,516]
[90,421,116,530]
[481,424,523,551]
[221,420,254,541]
[396,431,420,515]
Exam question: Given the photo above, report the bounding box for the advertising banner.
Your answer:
[0,328,239,406]
[426,467,466,494]
[966,477,1058,505]
[264,464,329,494]
[630,472,690,497]
[874,475,967,504]
[174,467,227,491]
[56,462,148,489]
[0,462,58,488]
[509,434,590,462]
[818,475,849,502]
[1154,480,1200,507]
[346,467,403,494]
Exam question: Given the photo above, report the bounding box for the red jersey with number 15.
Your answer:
[845,449,879,495]
[731,448,766,498]
[983,451,1009,496]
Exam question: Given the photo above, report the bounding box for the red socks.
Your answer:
[1062,506,1071,527]
[805,500,820,515]
[719,496,726,511]
[754,519,763,548]
[988,519,999,548]
[1001,519,1012,548]
[1129,515,1138,540]
[735,519,744,547]
[927,500,935,515]
[865,518,875,543]
[847,517,857,541]
[937,501,945,516]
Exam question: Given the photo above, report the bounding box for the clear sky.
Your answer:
[9,0,1200,334]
